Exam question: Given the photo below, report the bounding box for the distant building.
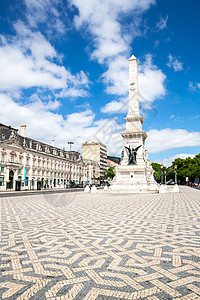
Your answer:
[107,156,121,167]
[82,141,107,179]
[84,159,100,185]
[0,123,87,191]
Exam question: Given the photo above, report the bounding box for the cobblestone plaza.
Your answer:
[0,187,200,299]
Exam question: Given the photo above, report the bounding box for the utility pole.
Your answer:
[174,164,177,185]
[68,141,74,152]
[68,142,74,186]
[161,163,163,184]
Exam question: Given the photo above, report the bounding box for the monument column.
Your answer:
[110,54,158,193]
[127,55,140,116]
[124,55,144,133]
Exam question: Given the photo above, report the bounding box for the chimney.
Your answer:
[20,125,26,137]
[52,139,55,147]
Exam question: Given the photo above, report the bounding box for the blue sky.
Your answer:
[0,0,200,166]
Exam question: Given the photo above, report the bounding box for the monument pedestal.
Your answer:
[171,184,179,193]
[159,184,168,193]
[110,160,158,193]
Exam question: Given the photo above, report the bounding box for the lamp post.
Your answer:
[68,142,74,186]
[84,162,89,186]
[174,164,177,185]
[68,141,74,152]
[164,170,166,185]
[161,163,163,184]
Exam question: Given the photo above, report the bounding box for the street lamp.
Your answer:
[174,164,177,185]
[68,141,74,152]
[68,141,74,186]
[86,163,89,185]
[161,163,163,184]
[164,170,166,185]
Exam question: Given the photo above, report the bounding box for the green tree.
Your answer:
[151,162,168,183]
[164,154,200,184]
[166,165,175,182]
[152,154,200,184]
[170,156,200,183]
[151,162,161,183]
[104,166,115,180]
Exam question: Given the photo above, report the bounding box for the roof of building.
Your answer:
[82,141,107,149]
[0,123,81,161]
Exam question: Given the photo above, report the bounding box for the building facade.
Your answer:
[0,124,87,191]
[84,159,100,185]
[82,141,107,179]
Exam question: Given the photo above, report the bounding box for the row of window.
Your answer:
[0,152,85,172]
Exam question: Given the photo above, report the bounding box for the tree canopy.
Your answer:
[151,154,200,184]
[104,166,115,180]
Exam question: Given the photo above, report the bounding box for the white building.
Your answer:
[0,123,87,191]
[84,159,100,185]
[82,141,107,179]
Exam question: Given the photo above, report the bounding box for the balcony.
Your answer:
[6,160,24,168]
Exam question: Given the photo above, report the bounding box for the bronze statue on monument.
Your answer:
[124,145,142,165]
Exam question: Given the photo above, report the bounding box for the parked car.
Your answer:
[166,180,174,185]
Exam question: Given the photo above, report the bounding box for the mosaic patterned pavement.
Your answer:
[0,186,200,299]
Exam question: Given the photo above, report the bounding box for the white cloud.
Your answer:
[24,0,66,34]
[156,16,168,30]
[138,54,166,105]
[154,40,160,48]
[189,82,195,90]
[1,93,200,157]
[71,0,155,95]
[169,114,183,123]
[56,88,88,98]
[189,81,200,91]
[167,54,183,72]
[102,56,129,95]
[146,128,200,153]
[0,93,95,149]
[0,45,65,91]
[0,22,89,96]
[0,94,64,141]
[190,115,200,120]
[101,97,128,114]
[0,93,124,155]
[155,153,196,167]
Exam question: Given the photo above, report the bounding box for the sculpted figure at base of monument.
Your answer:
[124,145,142,165]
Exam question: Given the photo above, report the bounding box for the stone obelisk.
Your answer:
[110,55,158,193]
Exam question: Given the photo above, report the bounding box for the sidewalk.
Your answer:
[0,186,200,299]
[0,187,83,197]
